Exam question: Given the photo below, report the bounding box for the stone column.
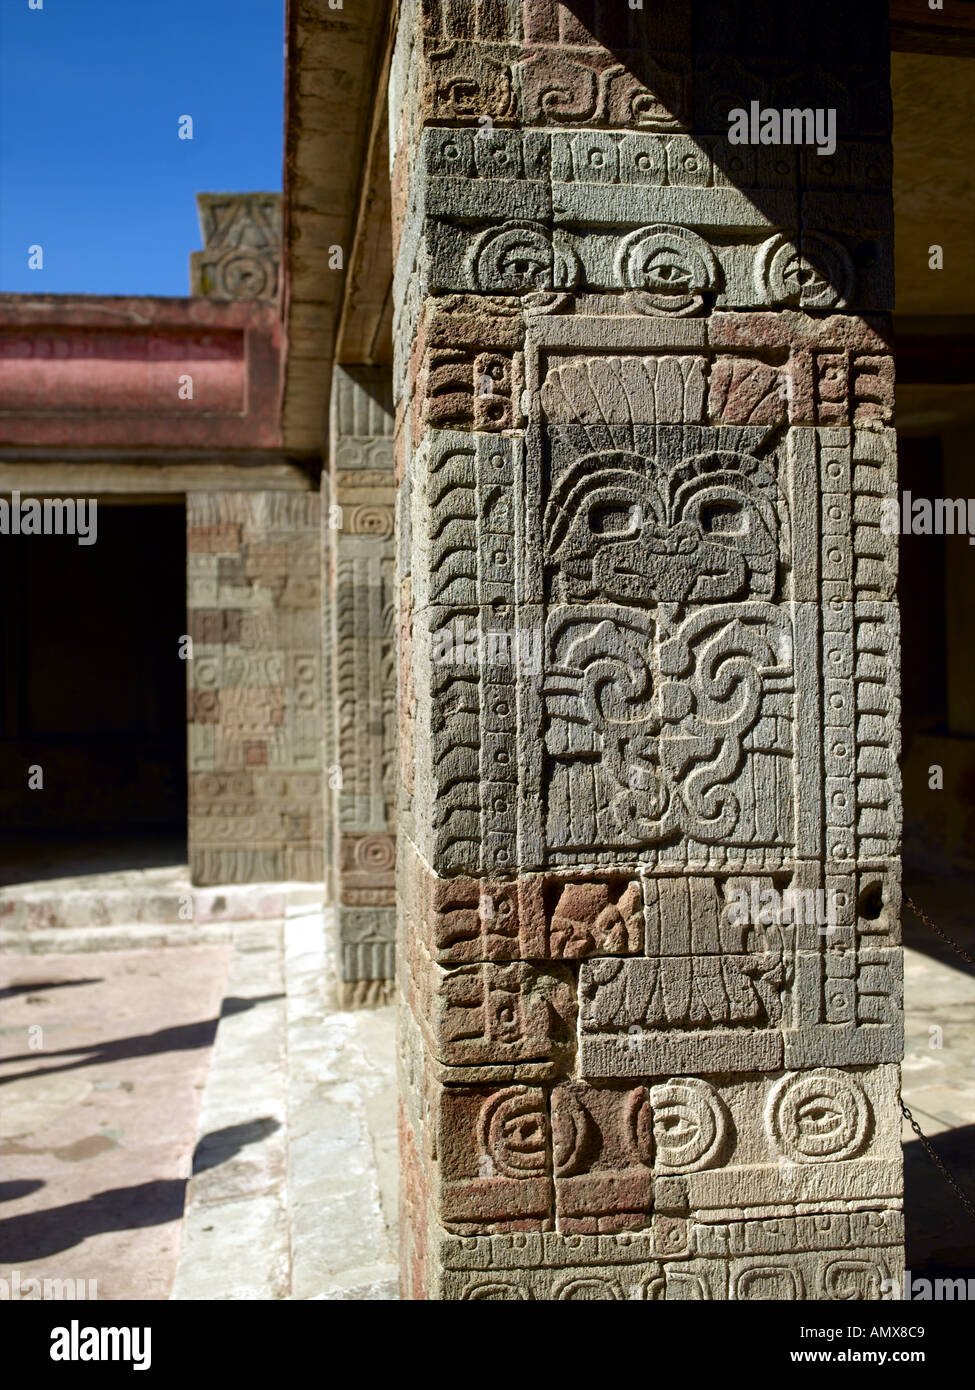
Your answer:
[325,367,398,1005]
[187,492,323,884]
[394,0,902,1300]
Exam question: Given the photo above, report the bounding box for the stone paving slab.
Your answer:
[0,943,231,1300]
[171,907,398,1300]
[903,945,975,1135]
[901,942,975,1279]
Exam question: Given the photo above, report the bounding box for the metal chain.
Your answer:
[900,895,975,1220]
[900,1099,975,1222]
[905,895,975,969]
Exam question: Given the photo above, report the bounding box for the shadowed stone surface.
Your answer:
[393,0,903,1300]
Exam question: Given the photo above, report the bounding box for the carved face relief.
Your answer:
[535,409,793,854]
[545,450,781,606]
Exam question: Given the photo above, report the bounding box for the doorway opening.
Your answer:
[0,497,187,885]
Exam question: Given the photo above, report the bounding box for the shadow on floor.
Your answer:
[192,1118,281,1175]
[0,1179,188,1262]
[0,996,284,1085]
[0,1019,221,1082]
[0,1119,280,1260]
[0,979,103,1001]
[0,1180,45,1204]
[905,1123,975,1279]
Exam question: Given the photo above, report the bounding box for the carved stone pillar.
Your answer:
[394,0,902,1300]
[187,492,323,884]
[326,367,398,1005]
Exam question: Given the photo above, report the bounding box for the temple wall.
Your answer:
[187,491,323,884]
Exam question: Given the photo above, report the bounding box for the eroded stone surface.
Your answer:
[190,193,282,302]
[395,0,902,1300]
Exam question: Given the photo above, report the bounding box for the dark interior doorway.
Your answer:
[0,498,187,884]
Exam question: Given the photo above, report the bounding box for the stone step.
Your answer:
[0,876,324,936]
[0,922,236,954]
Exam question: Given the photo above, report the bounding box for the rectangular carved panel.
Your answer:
[187,492,323,883]
[327,367,398,1004]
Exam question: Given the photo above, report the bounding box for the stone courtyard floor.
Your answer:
[0,875,397,1300]
[0,869,972,1298]
[0,940,230,1299]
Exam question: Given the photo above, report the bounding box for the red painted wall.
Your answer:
[0,295,282,449]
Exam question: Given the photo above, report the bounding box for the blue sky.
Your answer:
[0,0,285,295]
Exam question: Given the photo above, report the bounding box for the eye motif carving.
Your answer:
[647,1079,731,1173]
[766,1069,871,1163]
[615,224,720,315]
[471,222,579,294]
[479,1086,550,1178]
[757,231,854,310]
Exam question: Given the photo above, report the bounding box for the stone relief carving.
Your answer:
[396,0,901,1301]
[328,368,397,1003]
[756,231,855,309]
[187,493,322,885]
[189,193,282,302]
[469,223,579,294]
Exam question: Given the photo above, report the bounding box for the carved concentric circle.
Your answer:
[480,1087,548,1178]
[352,834,395,874]
[766,1069,870,1162]
[195,660,219,688]
[648,1078,730,1173]
[347,504,393,537]
[614,224,719,300]
[757,232,853,309]
[471,222,578,293]
[213,251,273,299]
